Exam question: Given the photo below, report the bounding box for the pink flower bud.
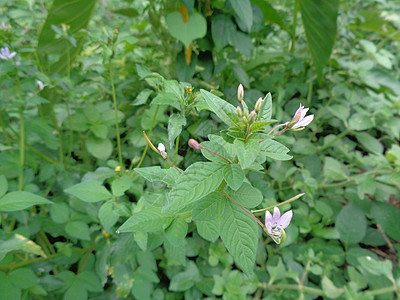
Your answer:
[188,139,200,150]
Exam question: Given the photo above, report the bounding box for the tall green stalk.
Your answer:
[18,107,25,191]
[109,62,123,169]
[290,0,299,53]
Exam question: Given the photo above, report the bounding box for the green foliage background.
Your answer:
[0,0,400,299]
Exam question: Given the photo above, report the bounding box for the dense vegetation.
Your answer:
[0,0,399,299]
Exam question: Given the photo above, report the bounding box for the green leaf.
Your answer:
[200,89,239,127]
[211,14,236,50]
[166,12,207,48]
[355,132,383,154]
[232,64,250,88]
[165,219,188,244]
[0,175,7,198]
[168,114,187,148]
[64,280,88,300]
[90,124,108,139]
[225,183,263,208]
[64,181,112,203]
[335,203,367,244]
[164,162,225,212]
[0,191,51,212]
[135,166,180,186]
[85,135,112,160]
[200,138,234,164]
[151,93,181,110]
[0,233,45,261]
[131,89,152,106]
[321,276,344,298]
[220,200,259,276]
[99,200,119,231]
[252,0,285,28]
[229,0,253,32]
[65,221,91,240]
[230,31,252,56]
[8,268,38,289]
[0,276,20,300]
[169,261,200,292]
[299,0,339,82]
[371,202,400,240]
[37,0,97,75]
[77,271,103,292]
[118,207,174,233]
[196,219,219,242]
[164,238,186,265]
[192,192,226,221]
[258,93,272,121]
[112,8,139,17]
[357,256,393,277]
[50,202,70,224]
[223,164,245,191]
[111,176,132,197]
[323,157,349,181]
[234,140,260,169]
[260,139,292,160]
[348,113,374,131]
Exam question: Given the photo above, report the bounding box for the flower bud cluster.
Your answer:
[236,84,264,125]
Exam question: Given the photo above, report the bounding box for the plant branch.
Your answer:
[222,191,266,230]
[252,193,304,214]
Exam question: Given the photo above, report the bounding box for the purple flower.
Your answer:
[265,207,293,244]
[0,47,16,60]
[287,104,314,129]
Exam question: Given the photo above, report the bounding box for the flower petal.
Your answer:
[277,210,293,229]
[292,114,314,129]
[265,210,273,225]
[272,207,281,224]
[265,222,272,235]
[294,104,304,116]
[299,107,309,120]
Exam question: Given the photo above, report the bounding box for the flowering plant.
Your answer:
[116,84,312,275]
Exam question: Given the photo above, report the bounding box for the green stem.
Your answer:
[18,107,25,191]
[109,62,123,169]
[174,134,180,165]
[65,100,73,159]
[77,242,96,274]
[290,0,299,53]
[307,75,314,106]
[317,129,351,151]
[0,248,88,271]
[252,193,305,214]
[258,283,326,296]
[244,124,251,142]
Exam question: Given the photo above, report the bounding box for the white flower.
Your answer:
[157,143,167,157]
[287,104,314,129]
[265,207,293,244]
[0,47,16,60]
[36,80,48,91]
